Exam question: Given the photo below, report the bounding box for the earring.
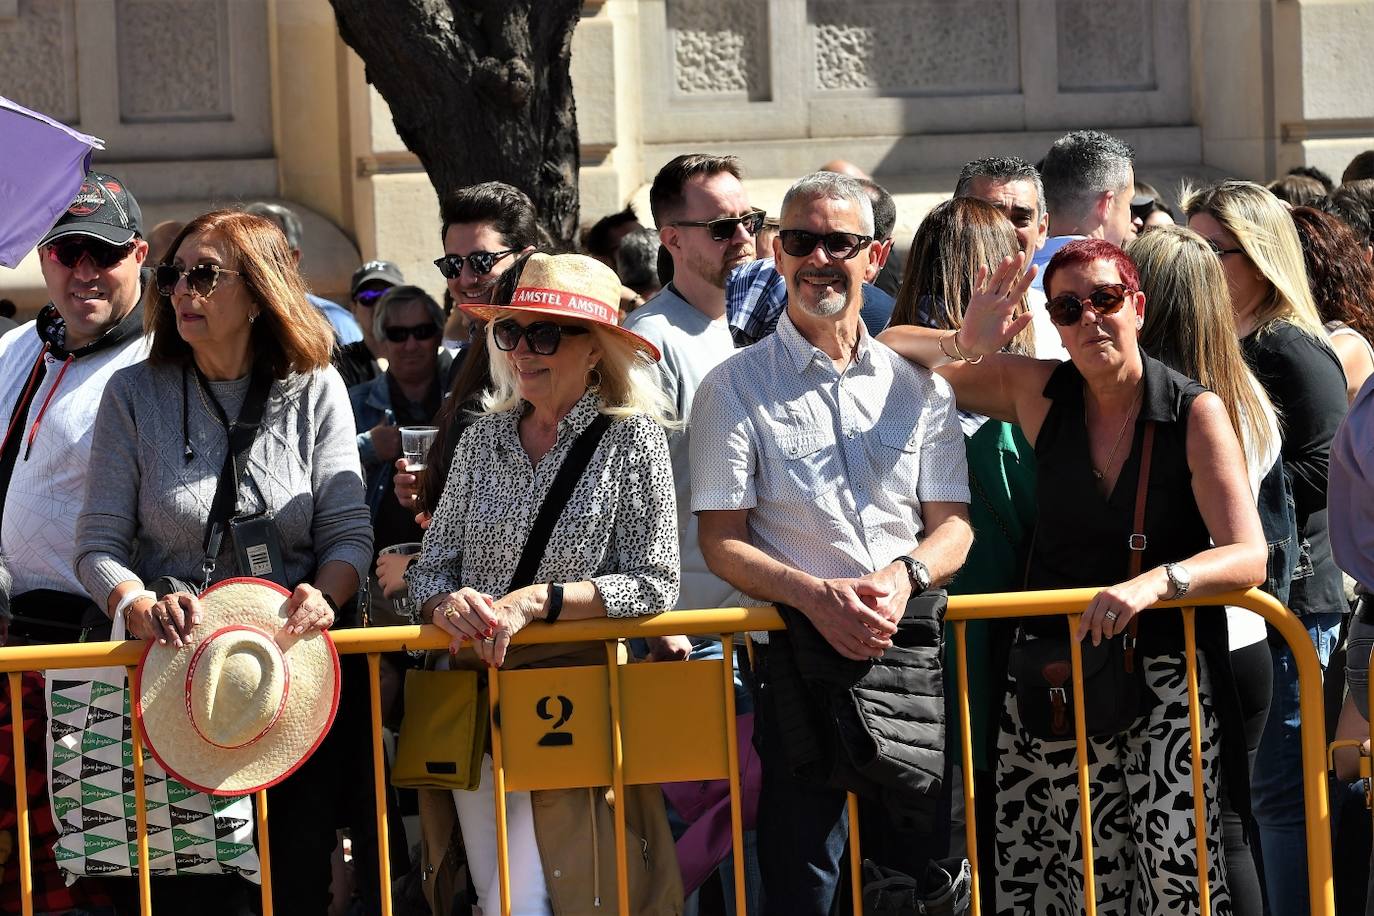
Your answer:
[1136,317,1144,330]
[249,312,258,324]
[585,366,602,392]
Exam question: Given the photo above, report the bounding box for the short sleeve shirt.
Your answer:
[689,309,969,585]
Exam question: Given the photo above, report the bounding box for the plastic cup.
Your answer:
[400,426,438,473]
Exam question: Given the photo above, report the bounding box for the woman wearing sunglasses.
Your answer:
[74,209,373,913]
[1183,180,1350,915]
[881,238,1266,914]
[405,252,683,914]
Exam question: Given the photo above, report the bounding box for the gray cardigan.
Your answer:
[75,360,372,609]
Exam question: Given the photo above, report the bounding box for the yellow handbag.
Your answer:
[392,668,489,791]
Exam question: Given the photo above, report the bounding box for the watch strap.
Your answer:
[546,582,565,624]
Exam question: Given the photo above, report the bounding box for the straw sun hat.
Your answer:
[134,577,340,796]
[460,252,661,361]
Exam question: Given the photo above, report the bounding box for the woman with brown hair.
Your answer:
[1290,204,1374,402]
[75,209,372,913]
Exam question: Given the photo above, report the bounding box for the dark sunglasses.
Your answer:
[1046,283,1132,327]
[1206,239,1245,258]
[44,238,135,270]
[154,263,242,298]
[383,322,440,343]
[670,209,766,242]
[491,319,589,356]
[777,229,873,261]
[433,249,519,279]
[353,286,389,305]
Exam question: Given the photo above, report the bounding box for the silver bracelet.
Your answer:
[113,589,156,623]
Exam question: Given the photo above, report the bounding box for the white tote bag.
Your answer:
[43,613,261,882]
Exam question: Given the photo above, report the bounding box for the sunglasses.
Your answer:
[1206,239,1245,258]
[670,209,766,242]
[154,263,242,298]
[353,286,389,306]
[1046,283,1132,327]
[383,322,440,343]
[777,229,874,261]
[44,238,135,270]
[433,249,519,279]
[492,319,589,356]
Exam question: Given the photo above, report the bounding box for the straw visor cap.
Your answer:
[461,252,660,361]
[135,578,340,796]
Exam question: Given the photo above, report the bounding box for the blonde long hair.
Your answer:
[1130,225,1278,466]
[481,315,679,429]
[1180,180,1325,340]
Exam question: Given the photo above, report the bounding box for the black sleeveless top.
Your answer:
[1024,354,1213,654]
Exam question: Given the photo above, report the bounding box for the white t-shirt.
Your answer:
[624,285,738,612]
[1228,372,1283,649]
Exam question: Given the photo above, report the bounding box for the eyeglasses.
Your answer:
[353,286,389,306]
[433,249,519,279]
[1046,283,1132,326]
[154,263,242,298]
[44,238,135,270]
[670,209,766,242]
[777,229,874,261]
[1206,240,1245,258]
[491,319,589,356]
[383,322,440,343]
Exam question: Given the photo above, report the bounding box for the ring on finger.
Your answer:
[1104,610,1119,622]
[443,607,458,621]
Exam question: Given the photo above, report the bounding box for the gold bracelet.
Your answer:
[938,331,958,361]
[949,328,984,365]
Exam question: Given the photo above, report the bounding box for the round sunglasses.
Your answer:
[44,238,135,270]
[491,319,589,356]
[670,209,766,243]
[154,263,242,298]
[777,229,873,261]
[1046,283,1132,326]
[433,249,519,280]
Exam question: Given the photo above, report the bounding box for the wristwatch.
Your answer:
[1164,563,1192,600]
[894,556,932,593]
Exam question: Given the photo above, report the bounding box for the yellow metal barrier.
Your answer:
[0,589,1337,916]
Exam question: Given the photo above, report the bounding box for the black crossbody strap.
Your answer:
[196,365,275,580]
[507,412,613,592]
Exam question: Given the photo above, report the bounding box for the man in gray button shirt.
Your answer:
[692,171,973,915]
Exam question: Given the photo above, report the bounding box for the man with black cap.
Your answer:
[0,169,149,912]
[334,258,405,388]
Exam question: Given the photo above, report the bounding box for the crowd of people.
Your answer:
[0,129,1373,916]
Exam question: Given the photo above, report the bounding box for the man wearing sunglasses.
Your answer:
[694,172,973,914]
[334,259,405,388]
[0,170,151,913]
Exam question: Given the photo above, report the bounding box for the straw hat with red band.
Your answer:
[134,577,340,796]
[460,252,661,361]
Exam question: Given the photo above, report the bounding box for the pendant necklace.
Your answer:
[1088,381,1143,481]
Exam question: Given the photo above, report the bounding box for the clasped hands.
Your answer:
[428,584,545,667]
[801,562,913,661]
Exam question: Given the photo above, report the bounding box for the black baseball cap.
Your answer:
[39,171,144,247]
[350,260,405,299]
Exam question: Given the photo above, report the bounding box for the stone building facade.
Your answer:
[2,0,1371,309]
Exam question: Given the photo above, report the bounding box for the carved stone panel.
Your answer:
[0,0,78,122]
[116,0,232,121]
[1056,0,1155,92]
[810,0,1019,94]
[668,0,770,101]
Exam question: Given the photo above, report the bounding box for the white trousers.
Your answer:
[452,754,553,916]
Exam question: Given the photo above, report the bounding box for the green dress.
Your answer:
[945,418,1038,772]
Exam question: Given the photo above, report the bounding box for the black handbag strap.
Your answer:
[192,364,275,586]
[507,412,613,591]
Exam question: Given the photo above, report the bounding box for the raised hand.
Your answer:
[959,252,1038,358]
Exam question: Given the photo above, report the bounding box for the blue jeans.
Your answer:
[1251,612,1343,916]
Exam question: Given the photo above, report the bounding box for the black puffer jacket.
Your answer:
[765,592,947,834]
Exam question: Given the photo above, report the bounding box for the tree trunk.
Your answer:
[328,0,582,246]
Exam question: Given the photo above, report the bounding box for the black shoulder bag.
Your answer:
[152,366,278,597]
[506,413,614,592]
[1007,421,1157,741]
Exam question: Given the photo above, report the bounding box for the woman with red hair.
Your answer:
[882,239,1265,914]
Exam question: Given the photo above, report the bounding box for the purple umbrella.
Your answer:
[0,96,104,268]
